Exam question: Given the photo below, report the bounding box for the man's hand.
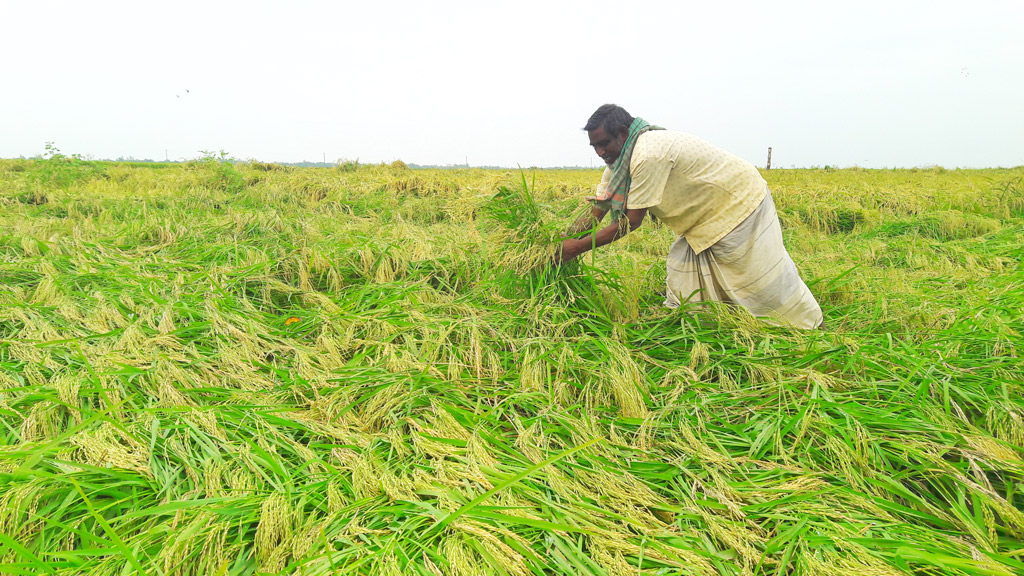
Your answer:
[555,238,585,265]
[552,207,647,266]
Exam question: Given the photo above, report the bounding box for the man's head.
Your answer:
[583,104,634,166]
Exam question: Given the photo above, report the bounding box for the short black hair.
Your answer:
[583,104,634,135]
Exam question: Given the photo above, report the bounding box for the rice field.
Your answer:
[0,156,1022,575]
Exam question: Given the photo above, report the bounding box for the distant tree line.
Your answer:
[10,153,597,170]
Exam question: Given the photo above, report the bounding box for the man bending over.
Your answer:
[558,103,823,329]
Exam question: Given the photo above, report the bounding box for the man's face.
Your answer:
[588,125,627,166]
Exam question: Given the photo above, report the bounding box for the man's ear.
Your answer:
[617,126,629,141]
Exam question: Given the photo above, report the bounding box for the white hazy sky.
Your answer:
[2,1,1022,168]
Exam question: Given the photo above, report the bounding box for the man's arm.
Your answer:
[557,207,647,264]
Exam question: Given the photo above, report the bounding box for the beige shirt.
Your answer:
[595,130,768,254]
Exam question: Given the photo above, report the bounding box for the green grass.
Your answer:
[0,159,1022,575]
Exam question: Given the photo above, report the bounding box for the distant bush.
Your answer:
[28,142,103,189]
[195,150,245,194]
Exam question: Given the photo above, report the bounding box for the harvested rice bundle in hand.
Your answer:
[480,176,568,275]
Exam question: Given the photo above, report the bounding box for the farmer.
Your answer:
[558,104,824,329]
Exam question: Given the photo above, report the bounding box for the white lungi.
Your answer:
[664,191,823,329]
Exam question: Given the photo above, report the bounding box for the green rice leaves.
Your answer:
[1,161,1023,575]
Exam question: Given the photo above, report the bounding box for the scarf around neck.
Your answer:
[592,117,663,221]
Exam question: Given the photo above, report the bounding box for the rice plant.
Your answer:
[479,171,575,275]
[0,159,1023,575]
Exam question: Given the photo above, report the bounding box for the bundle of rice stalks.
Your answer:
[480,173,569,275]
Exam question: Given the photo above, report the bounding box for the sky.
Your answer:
[2,0,1022,168]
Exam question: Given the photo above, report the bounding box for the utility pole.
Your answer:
[766,147,772,171]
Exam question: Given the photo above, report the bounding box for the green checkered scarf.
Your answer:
[592,117,663,221]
